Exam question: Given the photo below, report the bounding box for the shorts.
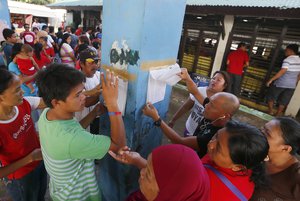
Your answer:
[267,85,295,106]
[4,162,47,201]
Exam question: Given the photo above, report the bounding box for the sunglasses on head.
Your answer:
[86,58,95,63]
[86,58,100,64]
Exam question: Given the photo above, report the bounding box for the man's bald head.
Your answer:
[211,92,240,115]
[203,92,240,123]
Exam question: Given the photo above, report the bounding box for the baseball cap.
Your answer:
[96,33,102,39]
[79,48,100,63]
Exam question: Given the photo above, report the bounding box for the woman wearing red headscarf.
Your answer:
[109,144,210,201]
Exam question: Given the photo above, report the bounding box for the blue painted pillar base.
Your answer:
[99,0,186,200]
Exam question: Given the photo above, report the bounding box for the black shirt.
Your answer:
[193,97,222,158]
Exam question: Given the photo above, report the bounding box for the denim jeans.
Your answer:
[229,73,242,96]
[4,162,47,201]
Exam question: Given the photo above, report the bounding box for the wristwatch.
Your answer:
[153,118,162,127]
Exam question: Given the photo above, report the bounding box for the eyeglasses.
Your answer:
[24,26,29,28]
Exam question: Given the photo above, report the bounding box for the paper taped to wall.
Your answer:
[117,79,128,115]
[147,63,181,104]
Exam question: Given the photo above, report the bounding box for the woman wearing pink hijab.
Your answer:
[109,144,210,201]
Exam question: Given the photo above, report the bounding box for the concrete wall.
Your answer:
[285,82,300,117]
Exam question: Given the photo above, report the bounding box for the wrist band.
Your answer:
[108,112,121,116]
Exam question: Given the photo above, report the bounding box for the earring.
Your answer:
[264,155,270,162]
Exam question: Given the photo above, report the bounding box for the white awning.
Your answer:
[8,0,65,18]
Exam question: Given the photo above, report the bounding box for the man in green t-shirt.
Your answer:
[36,64,126,201]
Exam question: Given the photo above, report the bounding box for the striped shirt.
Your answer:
[275,55,300,88]
[38,108,111,201]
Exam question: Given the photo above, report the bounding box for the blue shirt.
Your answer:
[8,62,38,97]
[3,42,13,65]
[0,54,5,66]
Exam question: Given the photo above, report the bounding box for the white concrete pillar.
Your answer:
[65,12,73,26]
[80,10,84,26]
[211,15,234,75]
[285,82,300,117]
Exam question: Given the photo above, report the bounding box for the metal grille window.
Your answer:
[224,17,300,111]
[179,15,222,77]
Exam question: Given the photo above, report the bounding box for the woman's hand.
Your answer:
[142,102,160,121]
[109,146,142,167]
[177,68,198,95]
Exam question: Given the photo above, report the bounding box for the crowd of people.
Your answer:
[0,23,299,201]
[0,23,102,72]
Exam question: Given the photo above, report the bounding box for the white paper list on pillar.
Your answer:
[147,63,182,104]
[117,79,128,115]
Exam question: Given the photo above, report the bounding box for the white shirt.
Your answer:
[74,71,100,131]
[185,87,207,135]
[47,35,54,48]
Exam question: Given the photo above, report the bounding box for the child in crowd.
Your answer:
[36,64,126,201]
[2,28,18,65]
[14,44,40,93]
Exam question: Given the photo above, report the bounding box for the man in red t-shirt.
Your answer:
[226,42,249,96]
[20,23,36,47]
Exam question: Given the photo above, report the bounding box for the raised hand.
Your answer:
[142,102,160,121]
[177,68,198,95]
[177,68,191,81]
[101,70,119,110]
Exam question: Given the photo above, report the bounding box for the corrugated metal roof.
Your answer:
[186,0,300,9]
[48,0,103,7]
[48,0,300,9]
